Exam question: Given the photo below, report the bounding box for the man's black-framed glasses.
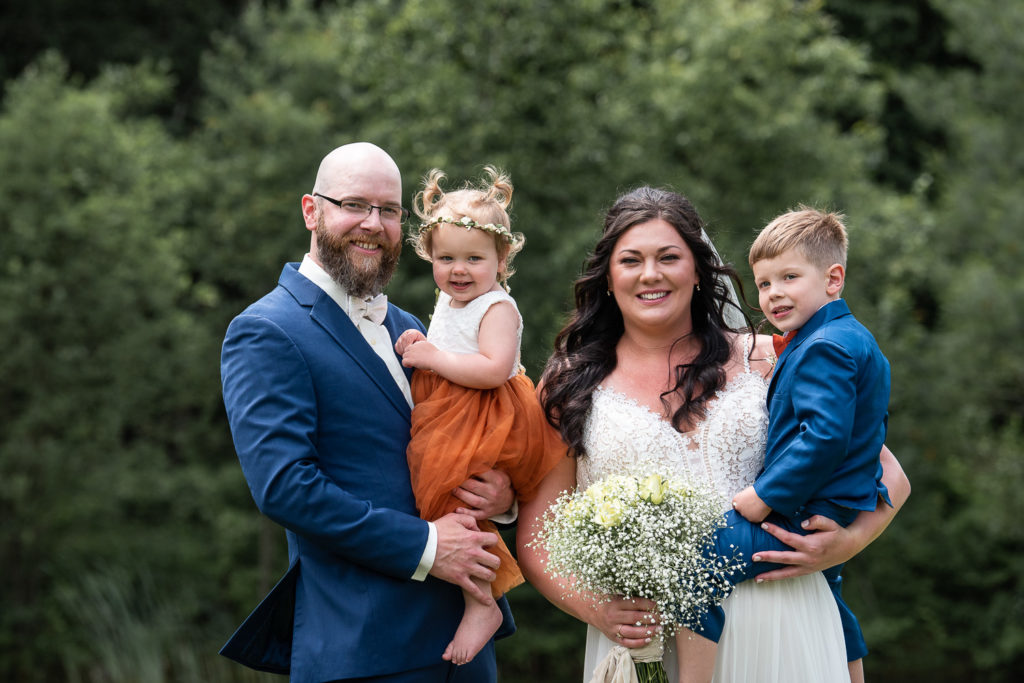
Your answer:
[314,192,410,223]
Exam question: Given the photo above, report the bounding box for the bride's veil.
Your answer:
[700,228,749,331]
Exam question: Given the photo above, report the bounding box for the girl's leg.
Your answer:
[443,578,503,666]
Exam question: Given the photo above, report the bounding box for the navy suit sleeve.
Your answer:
[755,339,858,516]
[222,312,428,580]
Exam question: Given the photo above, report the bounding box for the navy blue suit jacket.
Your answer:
[219,263,513,681]
[755,299,891,523]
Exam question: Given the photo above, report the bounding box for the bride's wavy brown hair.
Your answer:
[540,186,752,458]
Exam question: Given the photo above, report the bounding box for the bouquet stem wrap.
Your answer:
[590,634,667,683]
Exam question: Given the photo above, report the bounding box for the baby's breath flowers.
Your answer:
[530,473,743,683]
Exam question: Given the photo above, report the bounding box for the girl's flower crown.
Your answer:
[418,215,525,248]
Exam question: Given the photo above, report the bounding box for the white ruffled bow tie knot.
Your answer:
[350,293,388,325]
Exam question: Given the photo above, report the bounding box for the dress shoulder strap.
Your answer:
[742,333,753,373]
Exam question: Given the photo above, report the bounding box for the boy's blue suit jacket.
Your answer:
[219,263,513,682]
[755,299,891,522]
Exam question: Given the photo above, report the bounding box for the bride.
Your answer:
[518,187,910,683]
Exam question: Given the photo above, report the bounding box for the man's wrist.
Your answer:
[411,520,437,581]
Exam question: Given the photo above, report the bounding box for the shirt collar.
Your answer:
[298,254,355,315]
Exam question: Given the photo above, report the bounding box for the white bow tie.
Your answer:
[350,294,388,325]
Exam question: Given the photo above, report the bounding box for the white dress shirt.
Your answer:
[298,255,436,580]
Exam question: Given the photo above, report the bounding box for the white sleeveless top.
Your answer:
[426,290,523,381]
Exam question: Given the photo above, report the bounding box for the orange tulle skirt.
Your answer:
[407,369,565,597]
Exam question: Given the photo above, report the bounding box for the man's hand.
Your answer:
[732,485,772,523]
[752,515,858,582]
[453,469,515,521]
[430,512,501,604]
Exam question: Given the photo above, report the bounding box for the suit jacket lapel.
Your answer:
[280,265,412,421]
[767,299,853,401]
[382,310,418,385]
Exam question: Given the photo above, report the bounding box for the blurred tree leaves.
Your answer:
[0,54,248,677]
[1,0,1022,680]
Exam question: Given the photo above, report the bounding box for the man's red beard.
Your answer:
[316,212,401,298]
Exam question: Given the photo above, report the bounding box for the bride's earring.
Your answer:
[695,282,701,292]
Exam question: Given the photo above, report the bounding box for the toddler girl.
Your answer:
[395,166,562,665]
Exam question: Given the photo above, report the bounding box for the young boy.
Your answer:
[677,207,893,682]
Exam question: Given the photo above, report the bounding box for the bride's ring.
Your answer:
[615,626,624,639]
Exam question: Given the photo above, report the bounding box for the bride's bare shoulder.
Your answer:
[751,333,775,358]
[726,332,775,378]
[750,333,776,378]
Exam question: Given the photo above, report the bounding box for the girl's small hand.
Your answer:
[394,329,426,356]
[400,338,438,370]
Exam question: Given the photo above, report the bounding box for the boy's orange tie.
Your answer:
[773,330,797,356]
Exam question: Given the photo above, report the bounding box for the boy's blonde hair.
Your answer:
[749,206,849,270]
[409,166,525,282]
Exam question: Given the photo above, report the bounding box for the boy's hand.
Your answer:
[394,329,426,356]
[732,485,772,523]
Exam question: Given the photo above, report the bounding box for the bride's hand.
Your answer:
[754,447,909,583]
[592,596,661,649]
[750,515,859,581]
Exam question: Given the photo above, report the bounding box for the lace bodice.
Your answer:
[577,336,769,508]
[426,290,523,380]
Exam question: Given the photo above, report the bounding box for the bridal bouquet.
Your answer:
[531,473,743,683]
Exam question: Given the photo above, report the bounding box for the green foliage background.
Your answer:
[1,0,1021,680]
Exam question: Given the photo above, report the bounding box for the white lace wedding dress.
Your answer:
[577,336,850,683]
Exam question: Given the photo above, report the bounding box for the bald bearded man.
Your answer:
[220,143,515,682]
